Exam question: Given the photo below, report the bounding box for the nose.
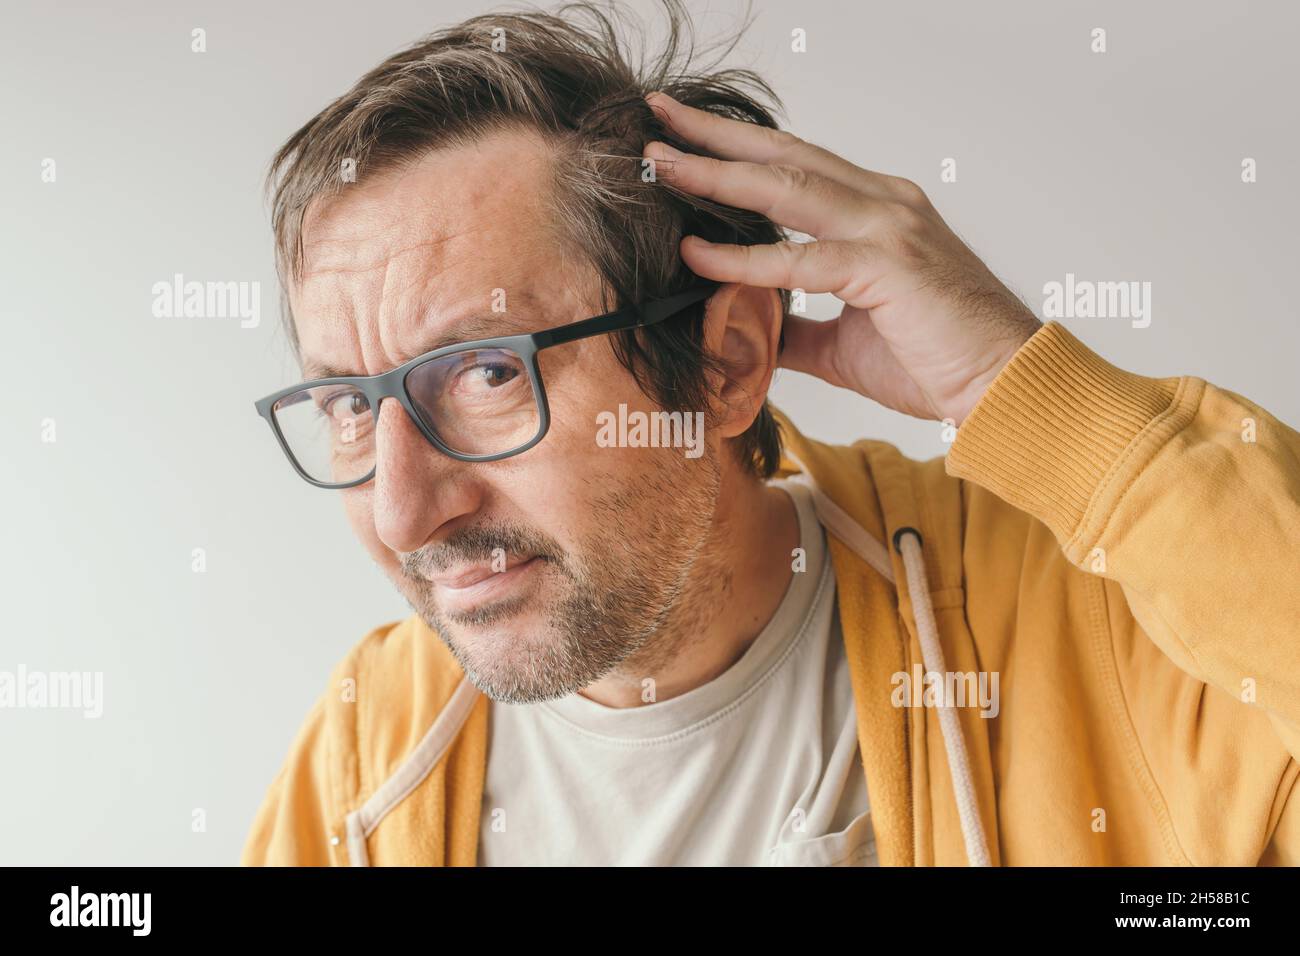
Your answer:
[370,397,481,554]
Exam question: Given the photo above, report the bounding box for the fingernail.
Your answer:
[649,141,684,161]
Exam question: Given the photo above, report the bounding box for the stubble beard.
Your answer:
[396,448,723,704]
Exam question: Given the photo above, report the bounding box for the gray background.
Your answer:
[1,0,1295,864]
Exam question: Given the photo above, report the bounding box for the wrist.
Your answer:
[947,332,1037,425]
[945,321,1182,546]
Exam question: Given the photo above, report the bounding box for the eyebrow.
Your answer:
[300,310,542,382]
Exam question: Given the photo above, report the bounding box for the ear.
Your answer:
[700,283,784,440]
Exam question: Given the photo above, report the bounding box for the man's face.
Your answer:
[290,127,723,703]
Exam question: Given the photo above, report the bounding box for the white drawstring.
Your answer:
[895,529,992,867]
[783,460,992,866]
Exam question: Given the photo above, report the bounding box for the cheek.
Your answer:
[485,342,644,528]
[537,337,659,447]
[527,340,700,518]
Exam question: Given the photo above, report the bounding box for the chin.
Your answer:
[444,607,556,663]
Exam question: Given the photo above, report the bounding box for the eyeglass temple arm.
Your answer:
[534,282,720,349]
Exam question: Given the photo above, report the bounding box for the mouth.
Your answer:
[421,554,546,614]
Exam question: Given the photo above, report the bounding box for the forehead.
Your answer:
[290,126,595,373]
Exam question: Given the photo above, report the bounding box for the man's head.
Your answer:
[267,1,789,703]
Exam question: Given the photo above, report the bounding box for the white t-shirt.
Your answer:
[477,478,876,866]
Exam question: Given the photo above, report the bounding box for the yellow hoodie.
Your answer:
[241,321,1300,866]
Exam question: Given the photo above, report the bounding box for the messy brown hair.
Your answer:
[267,0,789,477]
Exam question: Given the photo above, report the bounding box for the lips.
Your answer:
[423,553,540,591]
[421,553,546,617]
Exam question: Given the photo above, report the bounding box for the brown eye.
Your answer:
[320,388,370,422]
[446,353,526,398]
[481,363,519,387]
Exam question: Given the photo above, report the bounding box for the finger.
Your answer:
[679,236,882,310]
[646,91,899,200]
[645,142,883,241]
[778,314,844,382]
[782,315,923,412]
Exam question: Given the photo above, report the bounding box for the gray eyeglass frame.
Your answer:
[254,281,720,489]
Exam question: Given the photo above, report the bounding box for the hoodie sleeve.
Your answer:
[945,320,1300,860]
[240,693,340,866]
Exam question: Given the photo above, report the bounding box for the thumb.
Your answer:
[778,314,844,387]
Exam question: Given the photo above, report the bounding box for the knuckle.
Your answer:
[784,238,813,262]
[887,201,929,234]
[767,127,805,156]
[771,162,810,192]
[890,176,929,206]
[882,209,928,262]
[770,241,804,284]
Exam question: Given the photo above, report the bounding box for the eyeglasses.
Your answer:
[254,282,720,488]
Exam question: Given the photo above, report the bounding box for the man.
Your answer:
[242,2,1300,866]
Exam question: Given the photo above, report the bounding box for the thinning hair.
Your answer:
[267,0,789,477]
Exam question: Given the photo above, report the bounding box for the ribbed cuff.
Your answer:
[945,321,1182,545]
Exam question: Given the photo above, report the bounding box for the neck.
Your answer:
[578,464,800,708]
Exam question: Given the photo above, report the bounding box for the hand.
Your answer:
[644,92,1042,426]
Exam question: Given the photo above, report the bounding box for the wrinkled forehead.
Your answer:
[288,129,599,372]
